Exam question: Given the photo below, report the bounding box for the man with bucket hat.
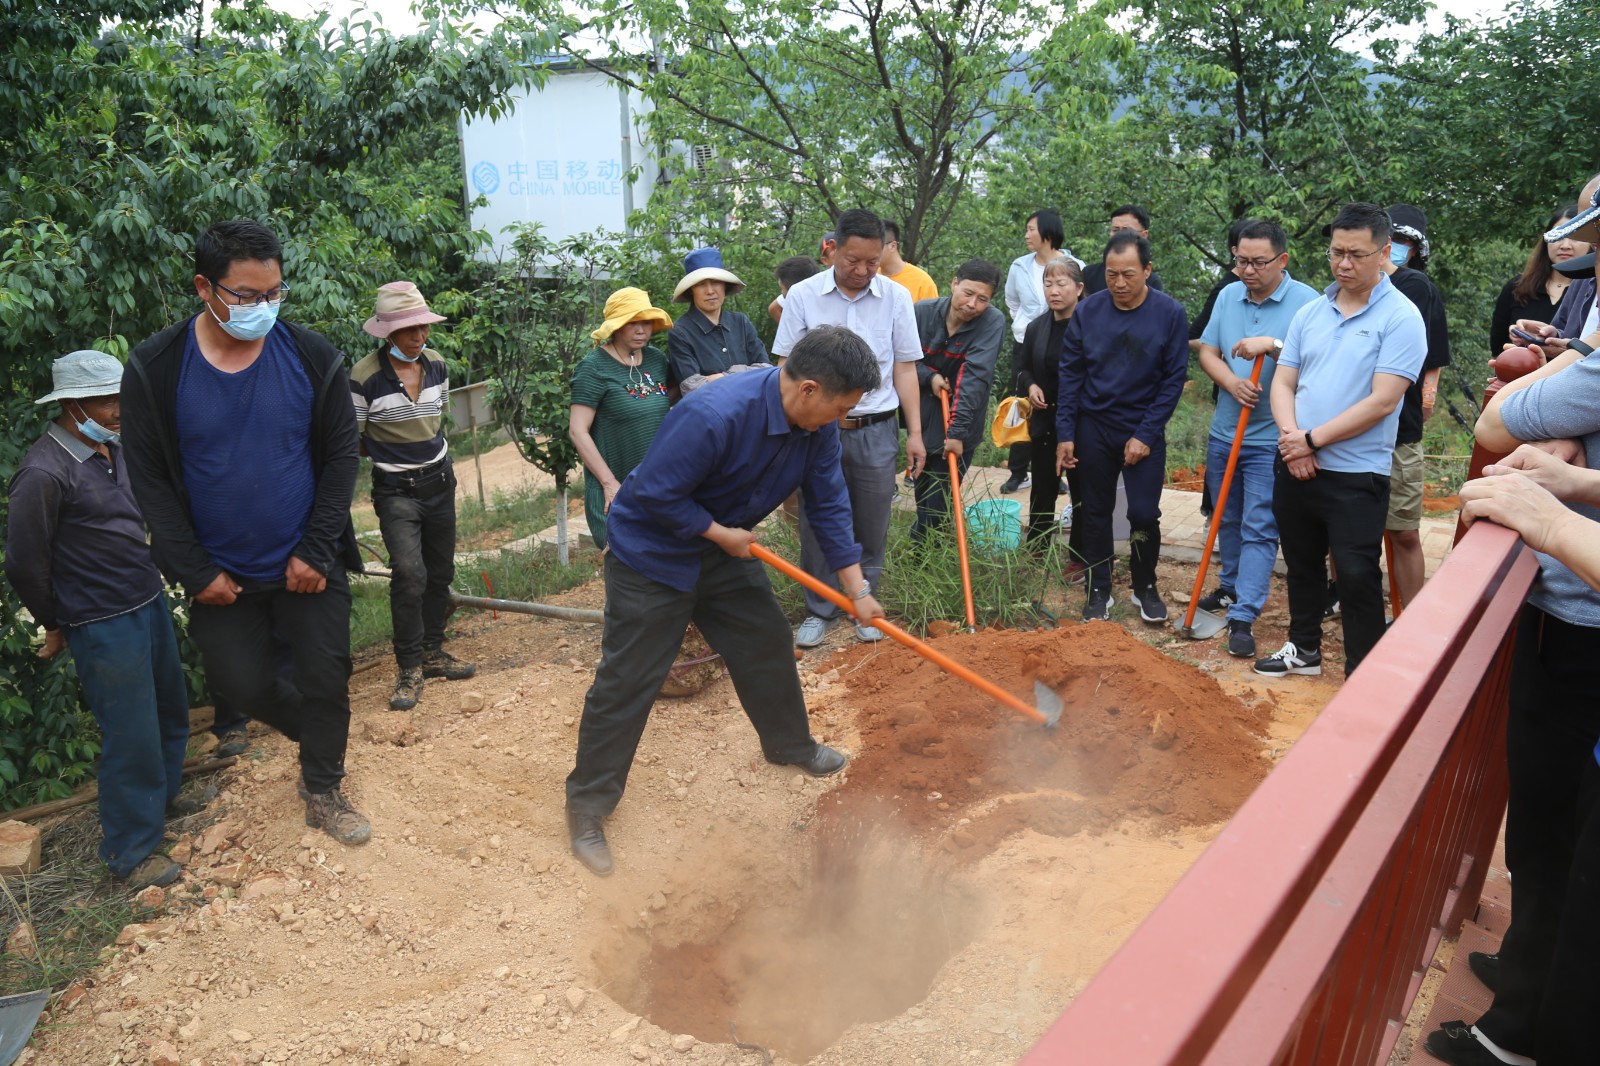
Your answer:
[667,247,771,393]
[5,351,193,889]
[350,281,477,711]
[122,219,369,847]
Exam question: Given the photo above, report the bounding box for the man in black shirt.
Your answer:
[4,352,193,890]
[1081,205,1167,295]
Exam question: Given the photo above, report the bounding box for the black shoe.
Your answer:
[566,810,614,877]
[214,727,250,758]
[390,668,424,711]
[1197,587,1237,613]
[767,743,848,778]
[1134,585,1168,624]
[1424,1020,1522,1066]
[1082,591,1114,621]
[1226,620,1256,658]
[1323,580,1341,618]
[999,476,1025,494]
[166,783,218,818]
[422,648,477,680]
[1254,641,1323,677]
[1467,951,1499,993]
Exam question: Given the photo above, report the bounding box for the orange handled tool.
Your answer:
[749,543,1061,726]
[939,389,977,629]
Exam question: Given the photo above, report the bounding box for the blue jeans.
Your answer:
[64,593,191,877]
[1204,438,1279,624]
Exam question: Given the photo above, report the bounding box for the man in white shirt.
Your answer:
[773,208,926,646]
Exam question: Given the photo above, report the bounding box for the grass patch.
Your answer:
[455,484,559,550]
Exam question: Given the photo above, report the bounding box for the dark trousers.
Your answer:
[566,550,820,816]
[1539,755,1600,1065]
[65,594,191,877]
[1006,441,1030,479]
[909,448,974,542]
[210,631,293,737]
[189,567,353,794]
[373,466,458,668]
[1273,462,1388,673]
[1025,436,1084,561]
[1478,607,1600,1056]
[1074,418,1164,595]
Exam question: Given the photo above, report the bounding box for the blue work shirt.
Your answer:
[1200,273,1320,447]
[1279,275,1427,476]
[605,367,861,592]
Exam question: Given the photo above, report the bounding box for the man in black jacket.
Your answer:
[121,219,370,846]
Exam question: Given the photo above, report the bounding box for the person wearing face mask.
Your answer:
[122,219,370,848]
[350,282,476,711]
[4,352,198,890]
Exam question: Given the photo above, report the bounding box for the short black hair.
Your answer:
[776,255,822,290]
[834,209,886,247]
[1111,204,1150,230]
[1026,209,1065,251]
[783,325,881,396]
[1103,231,1151,267]
[883,220,902,243]
[952,258,1001,291]
[1327,202,1392,246]
[195,220,283,282]
[1226,217,1252,251]
[1235,220,1287,257]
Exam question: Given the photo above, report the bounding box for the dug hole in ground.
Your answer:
[32,450,1344,1066]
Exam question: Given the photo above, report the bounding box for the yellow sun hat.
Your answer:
[591,287,674,343]
[990,396,1033,446]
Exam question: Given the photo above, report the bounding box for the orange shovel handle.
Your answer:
[1182,352,1265,631]
[940,389,977,628]
[749,543,1047,725]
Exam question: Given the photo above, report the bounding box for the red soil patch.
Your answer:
[819,623,1272,856]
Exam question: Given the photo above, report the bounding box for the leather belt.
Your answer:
[837,409,898,431]
[373,456,449,489]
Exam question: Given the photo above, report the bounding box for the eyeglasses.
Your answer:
[1232,255,1283,271]
[212,280,291,306]
[1325,247,1382,264]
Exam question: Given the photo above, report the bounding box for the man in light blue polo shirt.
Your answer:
[1196,220,1319,658]
[772,208,926,646]
[1258,202,1426,678]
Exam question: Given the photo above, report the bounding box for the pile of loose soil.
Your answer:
[821,622,1273,856]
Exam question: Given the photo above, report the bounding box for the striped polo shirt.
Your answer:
[349,348,449,472]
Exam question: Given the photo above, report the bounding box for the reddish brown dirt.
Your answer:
[819,623,1273,858]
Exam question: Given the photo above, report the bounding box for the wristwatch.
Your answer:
[1571,339,1596,358]
[1270,338,1284,355]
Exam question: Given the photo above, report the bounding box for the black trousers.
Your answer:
[373,464,458,669]
[565,550,821,816]
[1025,434,1084,561]
[1006,441,1030,479]
[189,567,353,793]
[1539,755,1600,1065]
[1273,463,1389,673]
[909,448,974,543]
[1478,607,1600,1057]
[1073,418,1164,595]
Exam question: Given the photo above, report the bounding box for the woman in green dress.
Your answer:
[568,287,674,549]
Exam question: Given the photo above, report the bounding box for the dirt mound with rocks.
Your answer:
[822,622,1273,857]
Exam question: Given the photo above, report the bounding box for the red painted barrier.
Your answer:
[1020,521,1535,1066]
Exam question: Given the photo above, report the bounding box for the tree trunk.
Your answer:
[556,481,571,567]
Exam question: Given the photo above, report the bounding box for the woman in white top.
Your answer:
[1001,209,1082,493]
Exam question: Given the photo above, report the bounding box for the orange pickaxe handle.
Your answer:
[1181,352,1266,631]
[940,389,977,628]
[749,543,1047,724]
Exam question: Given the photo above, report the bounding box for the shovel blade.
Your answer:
[1176,607,1228,641]
[1033,680,1064,728]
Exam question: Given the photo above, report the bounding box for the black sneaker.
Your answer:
[1197,587,1237,613]
[999,476,1025,494]
[1133,586,1168,624]
[1254,641,1322,677]
[1226,620,1256,658]
[1082,591,1114,621]
[1323,580,1341,618]
[1424,1020,1523,1066]
[1467,951,1499,993]
[421,648,477,680]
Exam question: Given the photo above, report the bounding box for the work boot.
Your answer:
[390,668,424,711]
[422,648,477,681]
[125,853,181,891]
[567,810,614,877]
[166,783,218,818]
[304,789,372,846]
[215,727,250,758]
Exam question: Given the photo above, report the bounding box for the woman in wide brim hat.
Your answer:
[569,287,675,550]
[667,247,771,394]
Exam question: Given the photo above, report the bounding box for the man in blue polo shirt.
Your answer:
[563,326,886,877]
[1195,220,1319,658]
[1258,203,1426,678]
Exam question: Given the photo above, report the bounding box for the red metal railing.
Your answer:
[1020,521,1536,1065]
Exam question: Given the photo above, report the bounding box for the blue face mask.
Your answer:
[209,298,280,341]
[1389,242,1411,267]
[389,344,420,363]
[69,402,119,445]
